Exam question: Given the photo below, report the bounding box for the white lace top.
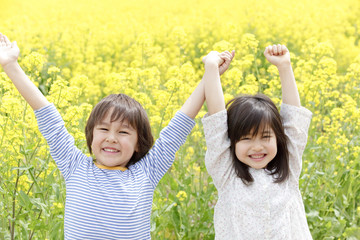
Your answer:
[202,104,313,240]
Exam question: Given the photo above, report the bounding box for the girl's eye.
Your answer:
[99,128,108,131]
[119,131,129,134]
[263,135,271,138]
[240,137,251,141]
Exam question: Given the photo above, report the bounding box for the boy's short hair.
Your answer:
[85,94,154,167]
[226,94,289,184]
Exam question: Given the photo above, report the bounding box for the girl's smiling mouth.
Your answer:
[249,153,267,161]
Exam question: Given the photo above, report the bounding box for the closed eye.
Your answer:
[240,137,251,141]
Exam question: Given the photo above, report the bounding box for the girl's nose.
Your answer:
[252,140,264,151]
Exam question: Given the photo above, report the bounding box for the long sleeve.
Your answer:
[35,104,88,181]
[280,103,312,182]
[137,111,195,188]
[202,110,234,192]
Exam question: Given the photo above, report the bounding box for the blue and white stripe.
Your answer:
[35,104,195,239]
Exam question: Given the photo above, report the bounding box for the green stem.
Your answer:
[158,87,175,135]
[10,160,21,240]
[28,209,42,240]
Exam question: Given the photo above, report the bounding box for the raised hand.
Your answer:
[0,33,49,110]
[202,50,235,75]
[219,50,235,75]
[202,51,224,68]
[264,44,300,106]
[264,44,290,68]
[0,33,20,68]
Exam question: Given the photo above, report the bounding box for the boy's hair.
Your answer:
[85,94,154,167]
[226,94,289,185]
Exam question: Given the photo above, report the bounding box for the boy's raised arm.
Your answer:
[180,79,205,119]
[264,44,301,107]
[0,33,50,110]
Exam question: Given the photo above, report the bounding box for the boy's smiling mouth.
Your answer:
[103,147,120,153]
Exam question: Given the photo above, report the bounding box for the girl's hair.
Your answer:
[226,94,289,185]
[85,94,154,167]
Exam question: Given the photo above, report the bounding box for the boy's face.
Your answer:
[91,110,138,167]
[235,126,277,169]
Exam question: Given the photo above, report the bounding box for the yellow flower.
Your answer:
[176,191,187,202]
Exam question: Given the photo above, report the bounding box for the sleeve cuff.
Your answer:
[280,103,312,120]
[176,111,196,127]
[34,103,55,115]
[201,110,228,138]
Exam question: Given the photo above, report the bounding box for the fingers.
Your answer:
[4,35,11,45]
[281,45,288,54]
[220,50,234,63]
[203,51,223,66]
[231,50,235,59]
[0,33,11,48]
[265,44,288,56]
[265,45,273,56]
[0,33,4,44]
[0,35,6,48]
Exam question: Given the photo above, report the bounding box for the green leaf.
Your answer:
[50,221,63,239]
[172,206,180,227]
[11,166,33,171]
[18,190,32,209]
[343,226,360,238]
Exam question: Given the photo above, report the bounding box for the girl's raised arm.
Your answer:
[203,50,235,115]
[180,50,234,118]
[264,44,301,107]
[0,33,50,110]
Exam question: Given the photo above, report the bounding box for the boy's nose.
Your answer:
[105,134,117,143]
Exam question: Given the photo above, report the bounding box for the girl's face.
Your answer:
[235,126,277,169]
[91,109,138,167]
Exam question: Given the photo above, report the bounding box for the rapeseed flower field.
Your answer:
[0,0,359,239]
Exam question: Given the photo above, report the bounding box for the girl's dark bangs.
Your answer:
[237,106,273,138]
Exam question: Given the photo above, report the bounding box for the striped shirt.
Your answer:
[35,104,195,239]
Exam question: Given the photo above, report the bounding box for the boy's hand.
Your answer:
[264,44,290,68]
[202,50,235,75]
[0,33,20,68]
[219,50,235,75]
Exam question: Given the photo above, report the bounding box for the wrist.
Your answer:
[2,61,20,72]
[204,61,219,70]
[276,62,292,72]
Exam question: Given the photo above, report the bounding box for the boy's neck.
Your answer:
[93,161,128,171]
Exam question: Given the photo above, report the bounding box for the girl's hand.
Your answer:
[202,51,223,68]
[264,44,290,68]
[0,33,20,68]
[202,50,235,75]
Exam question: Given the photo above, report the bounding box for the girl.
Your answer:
[201,46,313,239]
[0,33,231,239]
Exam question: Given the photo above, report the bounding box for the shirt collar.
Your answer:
[94,161,128,171]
